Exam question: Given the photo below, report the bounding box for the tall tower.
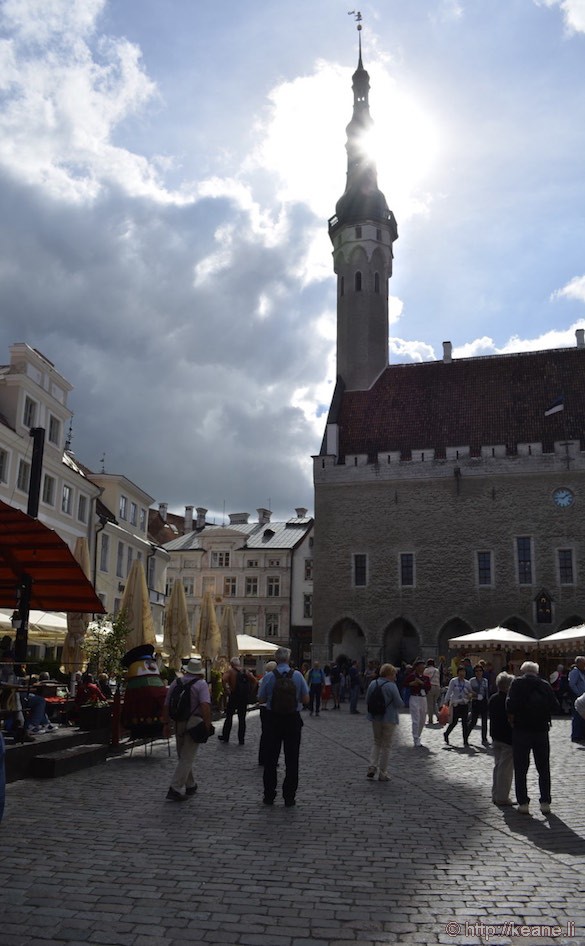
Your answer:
[328,22,398,391]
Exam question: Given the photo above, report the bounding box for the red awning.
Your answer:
[0,500,106,614]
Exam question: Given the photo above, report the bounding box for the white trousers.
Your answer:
[170,714,201,793]
[410,695,427,745]
[491,740,514,803]
[369,721,396,777]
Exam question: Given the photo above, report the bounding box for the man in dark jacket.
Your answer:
[505,661,559,815]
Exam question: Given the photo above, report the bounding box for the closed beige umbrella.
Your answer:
[195,591,221,663]
[61,536,92,673]
[163,580,192,670]
[220,605,239,662]
[120,559,156,650]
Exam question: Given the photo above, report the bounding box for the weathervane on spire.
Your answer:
[348,10,362,31]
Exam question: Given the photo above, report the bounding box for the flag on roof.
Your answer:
[544,395,564,416]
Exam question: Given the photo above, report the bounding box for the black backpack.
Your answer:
[367,680,390,717]
[271,669,297,714]
[233,670,253,704]
[168,678,197,721]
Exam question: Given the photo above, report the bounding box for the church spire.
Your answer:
[330,14,396,236]
[329,17,399,391]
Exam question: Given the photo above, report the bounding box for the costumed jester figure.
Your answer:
[121,644,167,738]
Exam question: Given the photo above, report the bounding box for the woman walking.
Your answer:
[443,665,473,746]
[365,663,404,781]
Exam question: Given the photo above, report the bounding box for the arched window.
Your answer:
[374,272,380,294]
[355,271,362,292]
[340,275,344,297]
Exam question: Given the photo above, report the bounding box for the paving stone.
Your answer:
[1,710,584,946]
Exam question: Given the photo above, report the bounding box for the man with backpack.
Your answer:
[217,658,258,746]
[257,646,309,807]
[162,657,211,801]
[505,660,560,814]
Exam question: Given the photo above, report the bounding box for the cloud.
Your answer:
[551,275,585,303]
[533,0,585,34]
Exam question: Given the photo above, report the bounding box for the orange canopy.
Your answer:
[0,500,105,614]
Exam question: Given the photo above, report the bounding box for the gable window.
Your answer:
[355,271,362,292]
[116,541,124,578]
[267,576,280,597]
[130,502,138,526]
[77,494,88,523]
[0,447,8,484]
[119,495,128,520]
[353,553,367,587]
[224,577,237,597]
[558,549,574,585]
[48,415,61,446]
[42,474,55,506]
[23,396,37,428]
[61,484,72,515]
[100,534,109,572]
[17,460,31,493]
[245,577,258,597]
[517,537,532,585]
[303,593,313,618]
[266,613,279,637]
[400,553,415,587]
[211,551,230,567]
[139,508,146,531]
[477,551,493,586]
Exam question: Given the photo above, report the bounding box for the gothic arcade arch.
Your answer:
[329,618,366,663]
[556,614,584,632]
[382,618,420,665]
[438,618,473,660]
[500,616,535,637]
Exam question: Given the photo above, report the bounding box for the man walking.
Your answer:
[568,656,585,744]
[466,664,490,745]
[307,660,325,716]
[506,660,559,814]
[162,657,211,801]
[258,646,309,807]
[218,657,257,745]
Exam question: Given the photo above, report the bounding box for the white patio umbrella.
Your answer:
[237,633,279,656]
[195,591,221,663]
[163,580,193,670]
[120,559,156,650]
[538,626,585,653]
[220,605,239,662]
[449,627,538,650]
[61,536,92,673]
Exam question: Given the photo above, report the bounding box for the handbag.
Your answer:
[438,704,450,726]
[187,718,215,743]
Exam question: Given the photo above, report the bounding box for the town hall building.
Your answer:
[312,33,585,666]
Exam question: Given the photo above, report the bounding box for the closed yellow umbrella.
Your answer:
[120,559,156,650]
[163,580,192,670]
[61,536,92,673]
[220,605,239,662]
[195,591,221,662]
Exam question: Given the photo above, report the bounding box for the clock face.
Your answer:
[553,487,574,508]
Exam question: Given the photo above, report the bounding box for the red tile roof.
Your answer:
[335,347,585,460]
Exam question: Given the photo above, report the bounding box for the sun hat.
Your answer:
[185,657,204,676]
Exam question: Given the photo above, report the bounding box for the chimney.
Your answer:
[158,502,168,522]
[184,505,194,532]
[196,507,207,529]
[443,341,452,363]
[295,507,308,518]
[576,329,585,349]
[257,507,272,525]
[229,512,250,524]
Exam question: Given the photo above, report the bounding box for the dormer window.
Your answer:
[355,271,362,292]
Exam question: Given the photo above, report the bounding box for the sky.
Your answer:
[1,0,584,522]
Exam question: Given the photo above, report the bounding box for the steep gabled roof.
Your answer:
[335,347,585,460]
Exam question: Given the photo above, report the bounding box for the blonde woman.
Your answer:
[365,664,404,781]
